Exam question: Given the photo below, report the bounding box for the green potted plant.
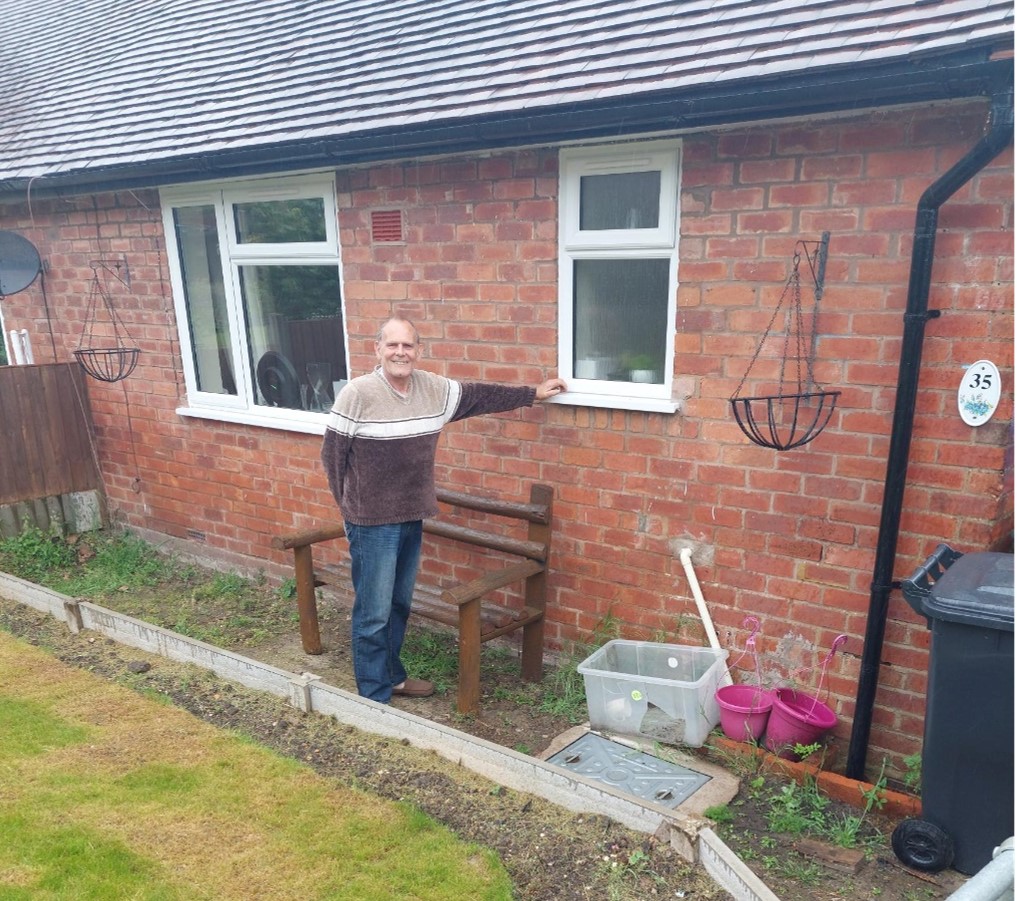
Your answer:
[624,353,660,383]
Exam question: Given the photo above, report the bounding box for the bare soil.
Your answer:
[0,572,970,901]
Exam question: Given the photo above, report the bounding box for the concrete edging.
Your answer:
[0,569,777,899]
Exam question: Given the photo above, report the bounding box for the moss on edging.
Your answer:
[710,735,921,819]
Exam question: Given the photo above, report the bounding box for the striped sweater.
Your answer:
[321,367,536,525]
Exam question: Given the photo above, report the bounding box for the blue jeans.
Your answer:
[344,520,423,703]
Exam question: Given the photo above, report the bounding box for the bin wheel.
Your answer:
[892,818,954,873]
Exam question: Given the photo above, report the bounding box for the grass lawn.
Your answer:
[0,631,513,901]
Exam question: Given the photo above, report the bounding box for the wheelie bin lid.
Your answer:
[902,545,1014,631]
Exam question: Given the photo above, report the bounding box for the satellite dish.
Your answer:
[0,231,42,295]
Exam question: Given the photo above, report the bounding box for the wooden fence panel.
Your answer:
[0,363,101,506]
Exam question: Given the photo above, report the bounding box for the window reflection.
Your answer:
[174,206,236,395]
[239,265,346,410]
[234,198,327,244]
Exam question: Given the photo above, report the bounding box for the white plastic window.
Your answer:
[161,175,348,433]
[557,141,681,413]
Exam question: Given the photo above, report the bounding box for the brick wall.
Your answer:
[0,97,1011,780]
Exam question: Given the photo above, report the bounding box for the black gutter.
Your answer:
[0,49,1009,202]
[845,87,1015,781]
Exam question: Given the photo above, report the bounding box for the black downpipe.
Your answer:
[845,90,1014,780]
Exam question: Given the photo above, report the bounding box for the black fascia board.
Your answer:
[0,49,1011,203]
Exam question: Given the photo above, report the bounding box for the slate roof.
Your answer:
[0,0,1012,197]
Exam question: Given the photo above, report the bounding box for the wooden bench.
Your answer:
[272,482,553,714]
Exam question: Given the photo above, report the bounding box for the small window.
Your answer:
[162,175,348,431]
[558,141,680,412]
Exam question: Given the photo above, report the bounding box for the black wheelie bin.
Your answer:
[895,544,1014,875]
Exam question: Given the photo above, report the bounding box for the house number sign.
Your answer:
[957,360,1001,427]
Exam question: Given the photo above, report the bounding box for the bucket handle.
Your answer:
[804,634,848,717]
[724,616,767,703]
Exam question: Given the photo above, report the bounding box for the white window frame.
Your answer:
[161,174,347,434]
[555,140,681,414]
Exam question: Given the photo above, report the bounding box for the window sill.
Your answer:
[545,392,681,414]
[176,405,328,435]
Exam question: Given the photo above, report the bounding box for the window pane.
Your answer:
[173,206,237,395]
[239,265,347,411]
[579,171,660,230]
[234,198,327,243]
[572,258,669,383]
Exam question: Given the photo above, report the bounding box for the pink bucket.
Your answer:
[716,684,773,742]
[763,688,837,758]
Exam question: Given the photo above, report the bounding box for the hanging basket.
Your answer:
[74,347,141,383]
[730,389,840,451]
[74,260,140,384]
[730,234,840,451]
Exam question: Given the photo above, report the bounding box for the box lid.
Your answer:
[920,551,1014,631]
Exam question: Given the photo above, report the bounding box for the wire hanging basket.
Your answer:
[73,260,141,383]
[729,233,840,451]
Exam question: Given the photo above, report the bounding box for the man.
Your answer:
[321,317,566,703]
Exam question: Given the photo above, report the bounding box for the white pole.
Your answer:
[679,547,733,686]
[9,329,24,365]
[18,330,32,364]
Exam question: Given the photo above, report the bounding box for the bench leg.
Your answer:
[520,617,544,683]
[293,545,324,655]
[457,598,482,715]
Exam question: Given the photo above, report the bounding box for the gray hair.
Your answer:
[377,317,420,344]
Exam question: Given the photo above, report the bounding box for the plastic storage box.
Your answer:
[577,640,728,747]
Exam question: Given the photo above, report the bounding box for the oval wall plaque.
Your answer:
[957,360,1001,427]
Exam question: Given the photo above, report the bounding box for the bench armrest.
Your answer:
[272,523,345,551]
[441,558,545,607]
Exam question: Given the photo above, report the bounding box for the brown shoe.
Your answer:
[391,679,434,698]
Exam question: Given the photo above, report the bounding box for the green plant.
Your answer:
[826,760,888,849]
[600,847,662,899]
[192,571,251,602]
[765,776,829,835]
[277,577,297,600]
[0,528,77,582]
[777,856,823,885]
[400,626,459,693]
[704,804,734,824]
[792,741,822,760]
[903,751,922,796]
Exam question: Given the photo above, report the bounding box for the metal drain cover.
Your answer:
[546,731,710,809]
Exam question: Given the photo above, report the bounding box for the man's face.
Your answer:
[375,320,419,388]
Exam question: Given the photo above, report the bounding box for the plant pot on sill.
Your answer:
[629,369,659,384]
[763,687,837,759]
[716,684,773,742]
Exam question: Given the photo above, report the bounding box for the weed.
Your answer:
[536,642,591,722]
[704,804,734,824]
[0,528,77,582]
[792,740,822,760]
[825,760,888,849]
[778,855,822,885]
[600,847,662,899]
[400,627,459,692]
[703,735,765,779]
[192,571,250,602]
[746,774,767,800]
[902,750,922,796]
[277,577,297,600]
[765,777,829,835]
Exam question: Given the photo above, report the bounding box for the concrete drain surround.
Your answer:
[548,731,710,809]
[0,569,783,901]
